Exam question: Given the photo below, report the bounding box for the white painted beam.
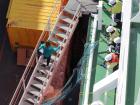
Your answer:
[115,0,132,104]
[93,70,119,101]
[97,1,103,30]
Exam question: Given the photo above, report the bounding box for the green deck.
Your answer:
[94,1,140,105]
[94,1,116,104]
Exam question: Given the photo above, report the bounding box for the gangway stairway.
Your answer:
[19,7,81,105]
[9,0,81,105]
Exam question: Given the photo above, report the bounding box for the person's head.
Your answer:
[91,101,104,105]
[108,0,116,6]
[106,26,115,33]
[105,53,112,62]
[114,37,121,44]
[45,41,51,47]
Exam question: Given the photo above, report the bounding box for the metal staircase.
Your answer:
[9,0,81,105]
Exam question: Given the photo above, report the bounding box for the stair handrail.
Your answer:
[9,0,61,105]
[37,4,82,104]
[47,0,79,41]
[31,6,71,104]
[47,6,65,41]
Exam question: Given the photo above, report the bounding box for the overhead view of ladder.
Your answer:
[9,0,81,105]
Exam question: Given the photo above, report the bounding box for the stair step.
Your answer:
[53,31,66,41]
[38,59,52,67]
[35,76,46,83]
[60,15,75,24]
[24,101,34,105]
[64,8,75,15]
[28,90,40,97]
[39,61,50,67]
[55,31,66,38]
[38,69,46,75]
[25,98,36,104]
[31,83,44,90]
[50,38,65,46]
[39,63,51,69]
[56,24,70,32]
[38,69,52,76]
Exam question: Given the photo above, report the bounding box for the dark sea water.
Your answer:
[0,0,24,104]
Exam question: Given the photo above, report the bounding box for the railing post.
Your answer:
[97,1,103,30]
[22,79,26,90]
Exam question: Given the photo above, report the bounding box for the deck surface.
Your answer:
[93,1,116,104]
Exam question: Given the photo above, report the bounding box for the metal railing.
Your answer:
[9,0,61,105]
[78,14,98,105]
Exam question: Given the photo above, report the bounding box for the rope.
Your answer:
[42,59,82,105]
[84,41,98,56]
